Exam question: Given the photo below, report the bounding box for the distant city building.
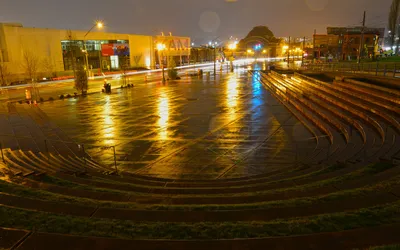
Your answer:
[313,34,340,58]
[0,23,190,81]
[312,27,385,60]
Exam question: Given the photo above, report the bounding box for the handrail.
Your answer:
[269,72,349,143]
[344,79,400,99]
[252,72,320,157]
[258,73,333,144]
[292,74,385,143]
[295,73,400,135]
[334,81,400,106]
[288,77,367,144]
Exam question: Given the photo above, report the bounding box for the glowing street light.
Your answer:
[157,43,166,51]
[157,43,167,83]
[83,20,104,77]
[228,43,237,50]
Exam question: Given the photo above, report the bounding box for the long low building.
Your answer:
[0,23,190,84]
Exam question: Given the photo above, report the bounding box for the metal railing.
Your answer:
[0,133,117,173]
[300,62,400,78]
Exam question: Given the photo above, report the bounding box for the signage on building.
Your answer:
[101,43,130,57]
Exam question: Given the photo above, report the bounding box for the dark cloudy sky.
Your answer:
[0,0,391,43]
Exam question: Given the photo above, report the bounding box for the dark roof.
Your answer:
[327,27,385,38]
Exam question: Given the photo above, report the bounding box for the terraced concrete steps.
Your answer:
[0,190,398,223]
[3,224,400,250]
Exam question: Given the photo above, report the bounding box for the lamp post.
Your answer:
[228,43,237,72]
[83,21,104,78]
[157,43,166,83]
[228,43,237,59]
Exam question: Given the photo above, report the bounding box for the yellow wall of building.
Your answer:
[0,23,189,80]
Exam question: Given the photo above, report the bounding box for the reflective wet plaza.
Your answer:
[39,66,315,179]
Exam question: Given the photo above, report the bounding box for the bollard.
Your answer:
[113,146,118,174]
[144,75,147,82]
[82,144,87,172]
[384,64,387,76]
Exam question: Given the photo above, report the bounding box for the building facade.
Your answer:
[313,34,340,58]
[311,27,384,60]
[328,27,383,60]
[0,23,190,82]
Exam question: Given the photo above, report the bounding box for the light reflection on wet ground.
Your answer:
[40,66,314,179]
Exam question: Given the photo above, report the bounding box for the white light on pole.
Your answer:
[83,21,104,78]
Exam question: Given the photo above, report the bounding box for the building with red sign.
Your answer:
[0,22,191,81]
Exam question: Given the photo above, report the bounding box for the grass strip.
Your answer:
[368,245,400,250]
[0,176,399,212]
[1,201,400,239]
[25,175,147,196]
[90,162,396,198]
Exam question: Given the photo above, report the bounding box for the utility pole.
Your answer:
[358,11,366,64]
[302,36,306,66]
[288,36,290,68]
[313,29,316,60]
[214,46,216,76]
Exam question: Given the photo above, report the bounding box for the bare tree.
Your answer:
[42,57,56,79]
[22,50,41,100]
[119,55,130,86]
[74,62,88,94]
[66,30,80,76]
[0,62,11,86]
[388,0,400,51]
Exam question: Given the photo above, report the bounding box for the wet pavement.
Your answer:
[36,65,315,179]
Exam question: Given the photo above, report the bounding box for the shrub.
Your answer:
[74,64,88,94]
[48,97,54,101]
[168,58,179,80]
[66,94,72,98]
[39,97,44,103]
[59,94,64,99]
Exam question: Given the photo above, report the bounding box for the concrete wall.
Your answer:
[128,35,153,68]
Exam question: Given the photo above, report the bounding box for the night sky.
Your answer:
[1,0,391,43]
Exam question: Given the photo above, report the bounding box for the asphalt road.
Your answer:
[0,63,220,103]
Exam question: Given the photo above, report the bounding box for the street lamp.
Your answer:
[157,43,166,83]
[228,43,237,59]
[83,21,104,77]
[228,43,237,72]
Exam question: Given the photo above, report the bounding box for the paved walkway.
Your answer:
[34,67,314,179]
